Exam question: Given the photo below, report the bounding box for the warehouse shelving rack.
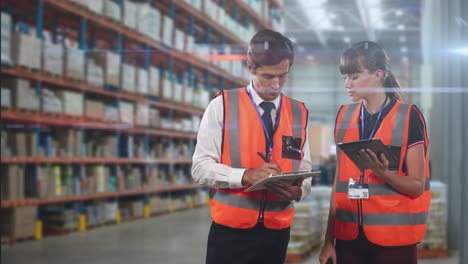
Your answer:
[0,0,283,243]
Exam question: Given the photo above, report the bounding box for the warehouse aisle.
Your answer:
[1,207,458,264]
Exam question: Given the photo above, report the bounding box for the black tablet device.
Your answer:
[337,138,399,170]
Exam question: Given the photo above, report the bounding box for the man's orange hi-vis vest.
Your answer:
[334,101,431,246]
[209,88,308,229]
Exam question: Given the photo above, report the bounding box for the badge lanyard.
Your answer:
[246,88,282,160]
[358,96,388,182]
[360,96,388,140]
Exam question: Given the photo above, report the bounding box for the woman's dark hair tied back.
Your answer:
[340,41,401,101]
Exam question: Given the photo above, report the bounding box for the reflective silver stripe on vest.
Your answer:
[336,103,359,143]
[290,99,304,171]
[336,208,359,224]
[226,89,242,167]
[392,104,411,148]
[335,178,431,195]
[337,208,428,226]
[211,190,293,212]
[364,212,428,226]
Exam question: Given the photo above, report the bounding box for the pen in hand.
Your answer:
[257,152,269,163]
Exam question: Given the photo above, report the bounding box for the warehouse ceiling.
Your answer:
[283,0,422,65]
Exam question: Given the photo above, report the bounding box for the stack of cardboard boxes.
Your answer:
[11,32,42,70]
[0,207,36,240]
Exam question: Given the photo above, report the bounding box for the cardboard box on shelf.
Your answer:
[162,78,173,100]
[174,29,185,52]
[1,165,17,201]
[42,40,63,76]
[103,0,121,22]
[74,130,84,157]
[1,130,8,157]
[87,50,120,87]
[85,100,104,120]
[1,12,12,64]
[136,104,150,127]
[9,132,25,157]
[148,67,160,97]
[136,4,161,41]
[184,86,193,105]
[119,101,134,125]
[5,78,40,111]
[308,124,333,160]
[56,91,84,116]
[173,82,184,103]
[123,0,137,29]
[131,201,144,217]
[11,32,42,70]
[104,104,120,122]
[64,46,85,81]
[136,67,149,95]
[121,63,136,93]
[86,58,104,88]
[149,196,169,214]
[56,130,75,158]
[149,109,161,128]
[162,15,174,47]
[1,87,11,108]
[0,207,36,239]
[41,88,63,114]
[185,34,194,54]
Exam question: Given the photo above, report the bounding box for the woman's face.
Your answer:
[343,69,383,101]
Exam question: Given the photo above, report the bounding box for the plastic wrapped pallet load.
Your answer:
[42,39,63,76]
[123,0,137,29]
[87,50,120,88]
[1,12,12,64]
[11,32,42,70]
[418,181,448,256]
[136,4,161,41]
[64,45,85,81]
[103,0,121,22]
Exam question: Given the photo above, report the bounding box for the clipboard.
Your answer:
[337,138,399,170]
[244,171,320,192]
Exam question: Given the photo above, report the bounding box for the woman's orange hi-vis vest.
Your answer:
[334,101,430,246]
[209,88,308,229]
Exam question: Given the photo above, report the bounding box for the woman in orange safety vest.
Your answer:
[319,41,430,264]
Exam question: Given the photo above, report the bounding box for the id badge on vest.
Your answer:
[348,178,369,199]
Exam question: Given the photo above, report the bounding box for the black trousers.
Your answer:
[336,233,417,264]
[206,221,290,264]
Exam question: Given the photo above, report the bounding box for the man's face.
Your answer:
[250,59,290,101]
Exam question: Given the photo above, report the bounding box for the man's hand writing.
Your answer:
[242,163,282,186]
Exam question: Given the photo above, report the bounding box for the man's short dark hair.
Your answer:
[247,29,294,69]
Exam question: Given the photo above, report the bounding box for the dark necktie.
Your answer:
[260,102,275,140]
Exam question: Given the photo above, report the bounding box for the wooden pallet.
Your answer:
[44,227,78,236]
[64,76,85,84]
[418,249,449,258]
[87,221,117,230]
[1,235,36,246]
[17,65,41,73]
[42,70,62,80]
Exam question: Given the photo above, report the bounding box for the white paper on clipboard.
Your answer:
[244,171,320,192]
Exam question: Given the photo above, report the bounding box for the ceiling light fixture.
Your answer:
[401,47,408,53]
[395,9,404,16]
[397,24,405,30]
[344,37,351,43]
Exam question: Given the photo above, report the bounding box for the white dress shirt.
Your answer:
[191,82,312,200]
